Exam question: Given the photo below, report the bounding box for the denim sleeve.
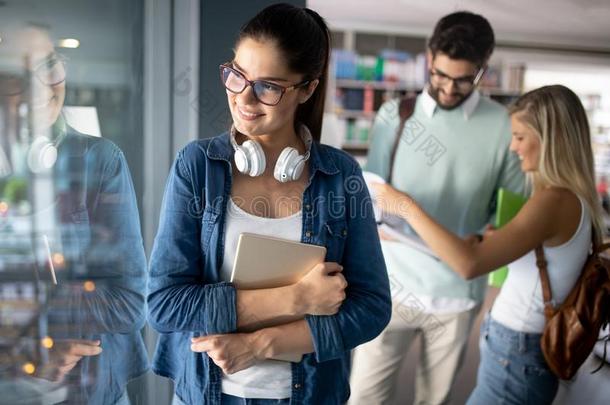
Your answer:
[306,164,392,362]
[364,99,400,179]
[147,147,237,335]
[49,147,147,335]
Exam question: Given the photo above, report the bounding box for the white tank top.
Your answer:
[491,196,591,333]
[220,198,302,399]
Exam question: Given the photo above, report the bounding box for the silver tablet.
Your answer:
[230,233,327,290]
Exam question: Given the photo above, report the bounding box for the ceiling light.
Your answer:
[58,38,79,48]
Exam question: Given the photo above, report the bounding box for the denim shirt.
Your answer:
[0,126,148,404]
[147,133,391,405]
[53,129,149,404]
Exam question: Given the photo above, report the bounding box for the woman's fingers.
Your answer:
[190,335,216,352]
[378,228,397,241]
[65,342,103,357]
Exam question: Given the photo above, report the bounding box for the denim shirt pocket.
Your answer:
[200,207,219,256]
[323,219,348,263]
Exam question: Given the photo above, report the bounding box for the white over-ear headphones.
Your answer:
[27,135,58,173]
[230,124,312,183]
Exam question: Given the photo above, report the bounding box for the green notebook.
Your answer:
[488,188,528,288]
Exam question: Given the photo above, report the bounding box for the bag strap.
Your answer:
[591,335,609,374]
[596,242,610,255]
[535,226,601,321]
[388,94,417,184]
[534,246,556,321]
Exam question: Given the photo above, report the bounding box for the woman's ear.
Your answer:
[299,79,319,104]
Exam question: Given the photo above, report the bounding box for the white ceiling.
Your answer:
[308,0,610,51]
[0,0,131,60]
[0,0,136,86]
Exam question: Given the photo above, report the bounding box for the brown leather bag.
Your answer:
[535,232,610,380]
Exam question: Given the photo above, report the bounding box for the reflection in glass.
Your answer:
[0,27,147,405]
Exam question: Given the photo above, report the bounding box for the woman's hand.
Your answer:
[371,183,413,219]
[294,262,347,316]
[378,228,398,241]
[35,339,102,382]
[191,333,263,375]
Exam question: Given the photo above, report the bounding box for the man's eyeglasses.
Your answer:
[429,67,485,92]
[219,64,310,106]
[0,53,67,96]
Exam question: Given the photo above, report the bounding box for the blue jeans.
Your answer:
[173,393,290,405]
[467,315,558,405]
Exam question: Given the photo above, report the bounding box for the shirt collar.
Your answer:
[421,87,481,120]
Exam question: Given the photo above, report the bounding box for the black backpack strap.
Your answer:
[388,94,417,184]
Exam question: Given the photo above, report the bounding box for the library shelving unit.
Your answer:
[325,29,525,160]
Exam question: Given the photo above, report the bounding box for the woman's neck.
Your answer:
[240,127,305,156]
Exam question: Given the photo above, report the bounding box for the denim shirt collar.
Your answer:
[206,131,340,177]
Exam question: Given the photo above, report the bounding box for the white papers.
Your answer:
[363,170,439,260]
[362,170,386,222]
[378,223,440,260]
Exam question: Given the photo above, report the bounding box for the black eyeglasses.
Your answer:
[429,66,485,92]
[0,53,67,96]
[219,64,310,106]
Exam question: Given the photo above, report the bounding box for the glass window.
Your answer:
[0,1,150,404]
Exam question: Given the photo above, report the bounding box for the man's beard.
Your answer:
[427,82,473,111]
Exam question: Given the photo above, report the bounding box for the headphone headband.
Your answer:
[230,124,312,182]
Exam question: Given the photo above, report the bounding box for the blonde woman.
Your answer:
[373,84,604,404]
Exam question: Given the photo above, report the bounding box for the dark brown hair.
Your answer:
[237,3,330,141]
[428,11,495,67]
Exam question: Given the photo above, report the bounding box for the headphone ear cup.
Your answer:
[290,156,306,181]
[27,136,57,173]
[241,140,266,177]
[274,147,299,183]
[233,146,250,174]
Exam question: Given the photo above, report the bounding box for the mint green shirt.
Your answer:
[366,90,525,307]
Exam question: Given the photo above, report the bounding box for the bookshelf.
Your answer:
[325,29,526,157]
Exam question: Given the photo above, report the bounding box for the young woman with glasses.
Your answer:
[0,28,147,405]
[147,4,391,405]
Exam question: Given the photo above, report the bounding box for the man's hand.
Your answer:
[464,225,494,247]
[464,234,483,246]
[483,224,497,238]
[191,333,264,375]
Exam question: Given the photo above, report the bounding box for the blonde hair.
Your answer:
[509,85,605,246]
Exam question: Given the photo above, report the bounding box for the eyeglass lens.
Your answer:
[221,66,283,105]
[431,70,479,91]
[1,57,66,96]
